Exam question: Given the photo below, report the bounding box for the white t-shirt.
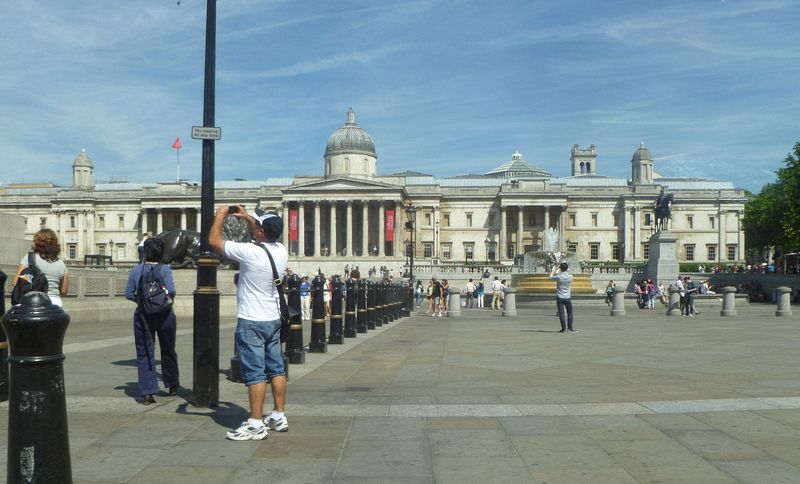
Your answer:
[224,240,288,321]
[19,253,68,306]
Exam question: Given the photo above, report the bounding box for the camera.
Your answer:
[228,205,240,213]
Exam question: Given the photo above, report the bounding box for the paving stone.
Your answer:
[347,417,426,441]
[336,439,432,478]
[432,455,534,483]
[428,429,518,457]
[713,459,800,483]
[72,446,164,482]
[229,458,337,483]
[128,465,235,484]
[694,411,800,443]
[668,429,770,460]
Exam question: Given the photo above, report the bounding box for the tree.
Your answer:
[777,142,800,251]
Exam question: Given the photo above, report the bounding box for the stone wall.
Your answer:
[0,213,27,266]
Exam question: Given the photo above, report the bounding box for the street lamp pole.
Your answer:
[405,206,416,282]
[192,0,219,408]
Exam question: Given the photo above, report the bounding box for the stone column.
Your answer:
[499,206,506,261]
[720,286,737,317]
[718,209,726,260]
[330,202,337,257]
[195,210,201,234]
[610,286,626,316]
[632,206,640,259]
[623,204,632,260]
[667,286,682,316]
[346,201,353,256]
[434,206,440,259]
[378,201,385,256]
[362,202,369,256]
[558,207,566,252]
[395,200,402,256]
[517,206,523,256]
[77,210,86,259]
[737,211,744,260]
[156,209,163,235]
[142,209,149,235]
[775,286,793,317]
[282,202,289,248]
[314,201,321,257]
[501,287,516,317]
[543,205,550,230]
[87,210,95,254]
[298,202,305,257]
[180,209,187,230]
[57,211,66,255]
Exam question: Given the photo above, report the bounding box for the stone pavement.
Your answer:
[1,300,800,483]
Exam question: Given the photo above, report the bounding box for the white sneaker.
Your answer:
[226,422,268,441]
[264,415,289,432]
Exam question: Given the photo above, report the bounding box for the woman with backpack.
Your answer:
[124,238,179,405]
[12,228,68,307]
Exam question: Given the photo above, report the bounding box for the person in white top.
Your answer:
[464,278,476,308]
[491,277,504,310]
[210,204,289,441]
[13,228,69,307]
[549,262,575,333]
[675,275,686,313]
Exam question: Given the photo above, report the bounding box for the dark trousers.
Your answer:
[556,297,574,331]
[134,309,179,396]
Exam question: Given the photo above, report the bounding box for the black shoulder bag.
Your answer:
[259,244,299,342]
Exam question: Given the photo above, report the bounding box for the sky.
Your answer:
[1,0,798,193]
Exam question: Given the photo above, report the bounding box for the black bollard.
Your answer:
[328,275,344,344]
[402,281,412,317]
[0,269,7,402]
[285,274,305,364]
[344,277,357,338]
[2,292,72,483]
[378,281,388,325]
[387,282,396,322]
[357,279,368,333]
[308,274,328,353]
[367,281,378,329]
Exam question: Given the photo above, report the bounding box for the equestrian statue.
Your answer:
[653,189,674,232]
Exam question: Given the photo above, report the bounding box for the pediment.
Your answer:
[283,176,401,193]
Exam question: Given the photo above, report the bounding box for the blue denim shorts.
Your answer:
[235,318,285,385]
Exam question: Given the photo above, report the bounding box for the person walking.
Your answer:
[13,228,69,307]
[464,278,476,308]
[440,278,450,316]
[683,276,698,317]
[299,275,311,320]
[604,280,614,306]
[210,204,289,440]
[549,262,576,333]
[124,238,179,405]
[415,280,423,307]
[491,276,504,310]
[675,275,686,313]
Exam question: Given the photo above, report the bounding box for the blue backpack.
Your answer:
[137,264,172,318]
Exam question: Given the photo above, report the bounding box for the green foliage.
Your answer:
[679,263,699,272]
[743,142,800,254]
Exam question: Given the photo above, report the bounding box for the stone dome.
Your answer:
[631,142,653,163]
[325,108,377,158]
[73,148,93,168]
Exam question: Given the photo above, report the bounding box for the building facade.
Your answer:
[0,109,746,273]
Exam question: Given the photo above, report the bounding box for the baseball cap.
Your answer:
[254,208,283,240]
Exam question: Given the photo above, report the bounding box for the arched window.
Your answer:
[580,162,585,174]
[344,157,350,172]
[586,162,591,173]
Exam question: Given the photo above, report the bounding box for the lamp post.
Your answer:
[484,237,489,264]
[192,0,220,408]
[405,206,416,281]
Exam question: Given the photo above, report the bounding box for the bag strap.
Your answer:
[28,252,36,268]
[258,243,289,309]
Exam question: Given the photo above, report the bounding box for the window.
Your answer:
[685,244,695,261]
[97,244,106,256]
[506,243,515,259]
[68,244,76,259]
[727,244,737,260]
[709,216,716,229]
[70,215,76,228]
[528,215,536,226]
[567,242,577,253]
[687,215,694,229]
[707,244,717,261]
[424,213,432,227]
[611,243,620,260]
[118,214,125,229]
[344,157,350,171]
[569,213,576,227]
[116,244,126,261]
[464,242,474,261]
[443,213,450,227]
[40,217,47,228]
[466,213,472,227]
[423,242,433,258]
[643,243,650,260]
[487,243,496,261]
[589,243,599,260]
[613,214,619,227]
[441,243,452,260]
[591,213,598,227]
[97,215,105,229]
[644,213,652,227]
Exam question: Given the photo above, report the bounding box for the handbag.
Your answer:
[259,244,300,342]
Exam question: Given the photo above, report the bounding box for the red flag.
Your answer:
[385,209,395,241]
[289,209,299,241]
[172,137,182,150]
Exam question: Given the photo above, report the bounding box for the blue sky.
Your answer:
[1,0,798,192]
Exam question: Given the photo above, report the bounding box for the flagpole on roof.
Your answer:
[172,137,183,182]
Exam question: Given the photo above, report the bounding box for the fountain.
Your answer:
[513,227,596,295]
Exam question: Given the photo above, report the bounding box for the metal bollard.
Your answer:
[403,281,412,317]
[775,286,792,317]
[367,281,378,329]
[610,286,626,316]
[309,274,328,353]
[285,274,305,364]
[0,269,8,402]
[2,292,72,483]
[385,282,394,323]
[344,278,357,338]
[500,288,515,317]
[667,286,682,316]
[357,279,368,333]
[720,286,737,317]
[328,275,344,344]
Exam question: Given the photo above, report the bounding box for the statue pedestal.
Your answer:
[646,231,678,285]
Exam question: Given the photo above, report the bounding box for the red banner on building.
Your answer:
[385,209,395,241]
[289,209,298,241]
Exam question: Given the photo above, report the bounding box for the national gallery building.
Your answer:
[0,109,746,274]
